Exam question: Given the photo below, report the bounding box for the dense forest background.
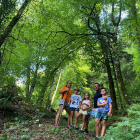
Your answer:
[0,0,140,139]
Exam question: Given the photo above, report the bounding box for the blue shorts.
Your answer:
[96,111,108,120]
[88,110,98,119]
[70,107,79,112]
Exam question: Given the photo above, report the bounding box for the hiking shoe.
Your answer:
[66,126,69,129]
[69,126,73,130]
[75,127,79,131]
[79,129,84,133]
[84,130,88,134]
[92,136,99,139]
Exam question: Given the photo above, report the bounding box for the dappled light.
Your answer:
[0,0,140,139]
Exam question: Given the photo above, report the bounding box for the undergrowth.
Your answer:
[103,104,140,140]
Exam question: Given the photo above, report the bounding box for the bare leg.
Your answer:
[85,115,89,129]
[55,105,63,125]
[95,119,100,137]
[99,120,101,133]
[74,111,78,125]
[101,120,107,136]
[70,111,74,126]
[65,107,71,126]
[81,115,86,129]
[75,112,82,127]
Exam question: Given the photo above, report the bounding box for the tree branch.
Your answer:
[0,0,31,48]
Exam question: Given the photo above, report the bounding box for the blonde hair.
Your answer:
[82,93,91,102]
[73,87,79,92]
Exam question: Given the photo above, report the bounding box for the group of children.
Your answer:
[69,87,91,132]
[54,81,112,139]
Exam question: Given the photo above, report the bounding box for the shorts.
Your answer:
[58,99,69,108]
[96,111,108,120]
[88,110,98,119]
[79,109,88,115]
[70,107,79,112]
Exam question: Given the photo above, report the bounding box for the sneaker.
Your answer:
[92,136,99,139]
[69,126,73,130]
[66,126,69,129]
[79,129,84,133]
[84,130,88,134]
[75,127,79,131]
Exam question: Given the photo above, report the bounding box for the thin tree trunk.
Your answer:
[28,63,39,99]
[51,69,63,106]
[25,65,30,102]
[46,78,54,109]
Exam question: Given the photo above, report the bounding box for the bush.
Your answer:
[103,104,140,140]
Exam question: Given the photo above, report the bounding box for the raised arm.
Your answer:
[59,88,69,94]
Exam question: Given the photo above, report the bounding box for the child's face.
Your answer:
[74,89,79,94]
[101,89,106,95]
[85,93,89,99]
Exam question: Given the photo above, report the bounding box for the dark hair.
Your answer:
[101,88,106,90]
[82,93,91,101]
[66,80,72,87]
[101,88,107,95]
[94,83,100,87]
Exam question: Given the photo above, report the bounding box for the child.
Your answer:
[75,93,91,133]
[94,88,112,139]
[69,87,82,128]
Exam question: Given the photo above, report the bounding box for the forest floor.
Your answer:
[0,102,120,140]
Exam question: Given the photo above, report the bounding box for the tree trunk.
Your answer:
[110,2,131,105]
[99,37,118,113]
[131,0,140,45]
[28,63,39,99]
[113,49,131,105]
[25,65,30,102]
[0,0,31,64]
[109,49,124,109]
[46,78,54,109]
[51,69,63,106]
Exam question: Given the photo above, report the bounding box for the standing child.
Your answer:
[75,93,91,133]
[69,87,82,128]
[94,88,112,139]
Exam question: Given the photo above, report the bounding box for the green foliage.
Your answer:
[103,104,140,140]
[51,126,86,140]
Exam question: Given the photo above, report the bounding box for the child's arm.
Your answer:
[103,95,109,100]
[97,101,108,107]
[82,101,91,110]
[107,103,112,117]
[79,101,81,109]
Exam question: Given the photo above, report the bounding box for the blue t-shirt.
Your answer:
[97,97,112,111]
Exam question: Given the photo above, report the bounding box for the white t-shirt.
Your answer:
[70,94,82,108]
